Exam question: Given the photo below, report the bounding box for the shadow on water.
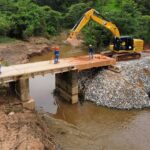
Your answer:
[29,74,57,113]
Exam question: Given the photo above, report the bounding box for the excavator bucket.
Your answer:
[66,37,83,47]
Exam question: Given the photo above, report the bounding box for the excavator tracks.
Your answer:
[101,51,141,61]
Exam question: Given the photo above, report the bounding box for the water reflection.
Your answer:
[30,44,87,62]
[29,74,57,113]
[52,99,138,126]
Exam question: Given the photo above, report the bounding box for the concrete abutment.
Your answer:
[55,70,78,104]
[9,78,35,110]
[9,70,79,110]
[0,54,116,107]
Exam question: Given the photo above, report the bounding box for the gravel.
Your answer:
[78,56,150,109]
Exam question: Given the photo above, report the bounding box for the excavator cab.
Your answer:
[113,36,134,51]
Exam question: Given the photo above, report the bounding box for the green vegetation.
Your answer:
[0,36,16,43]
[0,0,149,48]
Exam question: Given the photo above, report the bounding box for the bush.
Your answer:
[44,8,63,34]
[0,15,11,36]
[82,0,148,49]
[0,0,149,44]
[64,3,90,28]
[0,0,63,39]
[137,15,150,42]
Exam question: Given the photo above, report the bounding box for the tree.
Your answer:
[0,0,149,44]
[33,0,82,12]
[3,0,63,39]
[134,0,150,15]
[64,3,90,28]
[137,15,150,42]
[0,14,11,35]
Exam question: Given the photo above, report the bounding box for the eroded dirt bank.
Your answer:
[0,96,56,150]
[0,37,54,65]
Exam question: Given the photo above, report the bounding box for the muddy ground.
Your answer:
[0,95,56,150]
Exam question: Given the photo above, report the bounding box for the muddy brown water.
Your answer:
[29,45,150,150]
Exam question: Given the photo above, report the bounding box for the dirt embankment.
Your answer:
[0,32,71,65]
[0,96,57,150]
[0,37,53,65]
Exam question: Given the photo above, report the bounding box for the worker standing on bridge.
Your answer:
[54,46,60,64]
[88,44,94,59]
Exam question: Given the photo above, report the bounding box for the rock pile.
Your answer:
[79,56,150,109]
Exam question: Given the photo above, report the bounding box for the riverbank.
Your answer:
[0,34,87,65]
[0,37,55,65]
[0,96,56,149]
[0,94,97,150]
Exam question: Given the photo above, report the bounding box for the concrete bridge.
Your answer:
[0,54,116,110]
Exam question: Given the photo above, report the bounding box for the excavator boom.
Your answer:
[69,9,94,39]
[67,9,120,46]
[91,15,120,37]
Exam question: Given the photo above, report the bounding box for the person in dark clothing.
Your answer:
[54,46,60,64]
[88,44,94,59]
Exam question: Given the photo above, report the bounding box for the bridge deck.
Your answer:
[0,54,116,84]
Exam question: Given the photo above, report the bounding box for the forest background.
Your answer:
[0,0,149,48]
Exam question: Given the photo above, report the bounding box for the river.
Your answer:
[29,45,150,150]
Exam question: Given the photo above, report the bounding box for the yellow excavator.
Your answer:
[67,9,144,60]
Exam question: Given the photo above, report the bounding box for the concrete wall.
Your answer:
[9,78,35,110]
[55,70,78,104]
[8,70,79,110]
[10,78,29,101]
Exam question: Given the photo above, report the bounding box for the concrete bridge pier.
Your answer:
[9,78,35,110]
[55,70,78,104]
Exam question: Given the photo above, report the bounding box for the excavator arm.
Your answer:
[68,9,120,42]
[91,14,120,37]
